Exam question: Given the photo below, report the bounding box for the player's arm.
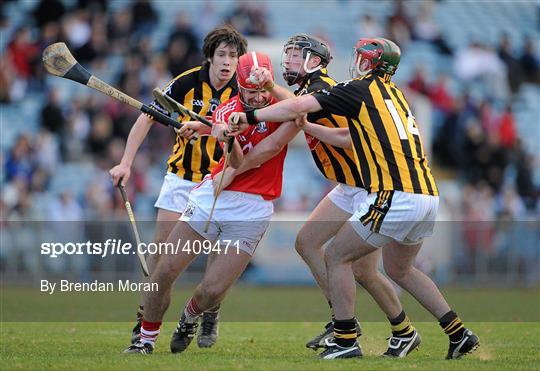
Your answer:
[177,120,212,140]
[212,122,244,169]
[214,121,299,192]
[249,66,295,101]
[230,94,321,133]
[110,113,154,186]
[230,81,362,131]
[235,121,300,175]
[301,122,352,149]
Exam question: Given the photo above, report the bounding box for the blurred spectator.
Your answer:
[497,34,523,93]
[433,97,466,167]
[512,140,537,209]
[144,54,173,91]
[226,1,269,37]
[76,0,107,15]
[32,0,66,29]
[520,37,540,83]
[41,88,65,134]
[357,14,383,39]
[166,13,200,76]
[412,1,452,55]
[6,26,39,80]
[61,98,91,161]
[429,73,454,115]
[408,66,430,96]
[48,191,83,221]
[194,1,221,41]
[87,113,113,156]
[5,135,34,183]
[131,0,158,37]
[34,129,60,173]
[62,9,91,49]
[73,15,109,65]
[497,105,517,149]
[0,53,16,102]
[387,0,412,49]
[498,185,526,220]
[108,8,132,55]
[37,21,62,52]
[454,42,508,101]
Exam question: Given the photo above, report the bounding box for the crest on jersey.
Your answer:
[256,122,268,133]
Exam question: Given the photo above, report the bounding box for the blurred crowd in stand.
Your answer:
[1,0,538,227]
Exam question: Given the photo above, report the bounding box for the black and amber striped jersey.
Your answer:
[296,69,364,188]
[313,73,438,196]
[151,64,237,182]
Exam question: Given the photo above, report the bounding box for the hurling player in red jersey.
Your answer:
[124,52,300,355]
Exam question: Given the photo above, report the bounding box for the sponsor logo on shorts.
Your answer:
[183,201,196,218]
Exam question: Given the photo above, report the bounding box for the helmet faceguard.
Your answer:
[349,38,401,78]
[281,34,332,86]
[236,51,274,109]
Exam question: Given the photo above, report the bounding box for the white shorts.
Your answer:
[154,172,198,214]
[350,190,439,248]
[180,178,273,256]
[327,183,368,215]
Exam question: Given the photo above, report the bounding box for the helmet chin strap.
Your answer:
[355,56,372,77]
[303,51,323,74]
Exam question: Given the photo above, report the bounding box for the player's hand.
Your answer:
[212,167,236,197]
[211,121,231,142]
[295,114,308,129]
[228,112,249,134]
[176,121,208,140]
[109,163,131,186]
[248,66,274,91]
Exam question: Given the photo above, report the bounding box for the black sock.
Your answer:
[388,310,415,337]
[333,318,357,347]
[439,310,466,342]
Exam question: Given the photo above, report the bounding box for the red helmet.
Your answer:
[236,51,274,108]
[237,51,274,90]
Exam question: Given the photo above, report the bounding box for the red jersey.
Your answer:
[211,96,287,200]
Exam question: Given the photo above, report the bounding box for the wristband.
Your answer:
[246,109,258,125]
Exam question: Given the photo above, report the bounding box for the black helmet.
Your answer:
[281,33,332,85]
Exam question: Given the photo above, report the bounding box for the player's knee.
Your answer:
[294,232,312,257]
[383,261,410,284]
[324,244,341,266]
[151,267,176,291]
[197,281,226,305]
[352,263,377,285]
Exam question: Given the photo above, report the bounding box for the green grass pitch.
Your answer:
[1,287,539,370]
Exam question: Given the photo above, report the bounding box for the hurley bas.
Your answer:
[40,280,158,294]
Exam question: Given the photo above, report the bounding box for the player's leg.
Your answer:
[319,222,377,359]
[383,241,480,359]
[296,194,360,348]
[170,249,252,353]
[350,250,421,358]
[130,173,191,343]
[124,221,204,354]
[170,180,272,353]
[196,253,222,348]
[130,208,179,341]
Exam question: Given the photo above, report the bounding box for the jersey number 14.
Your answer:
[384,99,420,140]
